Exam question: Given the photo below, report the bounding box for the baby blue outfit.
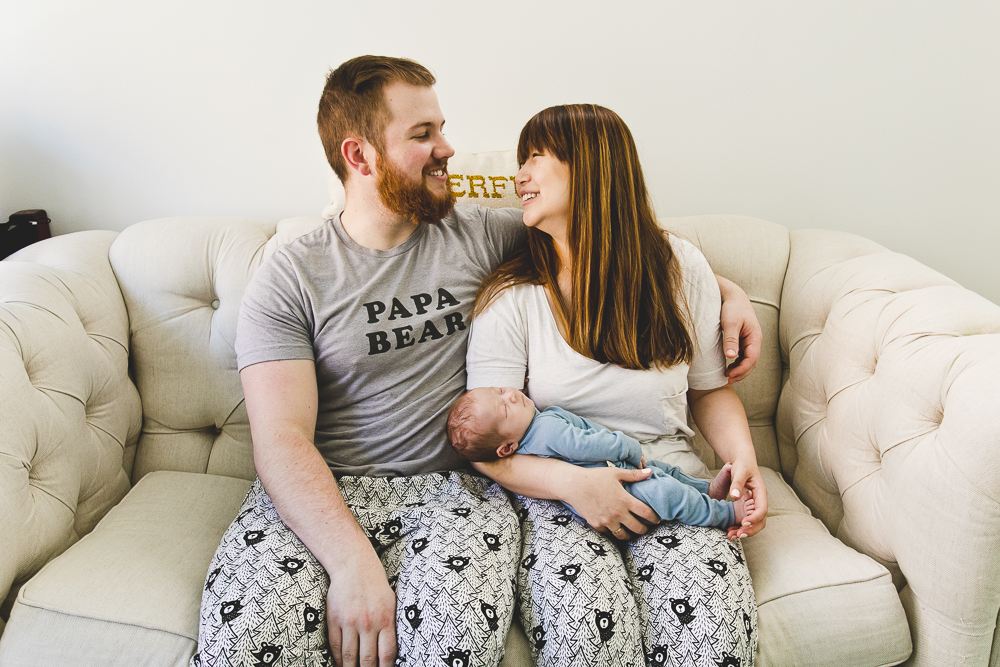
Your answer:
[518,406,735,529]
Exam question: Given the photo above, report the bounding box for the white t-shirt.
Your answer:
[466,236,727,473]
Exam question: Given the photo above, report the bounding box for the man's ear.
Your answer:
[341,137,374,177]
[496,442,519,458]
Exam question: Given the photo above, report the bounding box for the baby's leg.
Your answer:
[708,462,733,500]
[513,495,643,666]
[628,469,735,530]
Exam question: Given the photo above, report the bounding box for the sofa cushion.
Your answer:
[0,471,250,665]
[2,467,909,667]
[0,469,534,666]
[748,472,911,666]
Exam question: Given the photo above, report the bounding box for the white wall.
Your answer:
[2,1,997,304]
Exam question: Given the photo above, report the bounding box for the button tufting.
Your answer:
[211,300,220,310]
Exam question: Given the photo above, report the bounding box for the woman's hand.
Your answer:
[716,274,762,383]
[727,459,768,539]
[561,466,658,538]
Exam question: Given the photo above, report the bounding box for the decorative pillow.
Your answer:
[321,149,522,219]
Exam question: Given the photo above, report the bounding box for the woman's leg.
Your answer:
[626,522,757,667]
[514,495,644,667]
[192,478,332,667]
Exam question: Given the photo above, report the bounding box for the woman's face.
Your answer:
[515,149,571,239]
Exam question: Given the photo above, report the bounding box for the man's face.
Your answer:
[374,82,456,224]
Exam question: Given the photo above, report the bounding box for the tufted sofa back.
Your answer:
[0,232,142,627]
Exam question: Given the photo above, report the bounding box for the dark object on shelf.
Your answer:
[2,209,52,260]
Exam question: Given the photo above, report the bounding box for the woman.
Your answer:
[466,104,767,666]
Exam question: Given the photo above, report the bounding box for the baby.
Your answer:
[447,387,754,532]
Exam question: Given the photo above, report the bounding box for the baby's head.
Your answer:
[447,387,536,461]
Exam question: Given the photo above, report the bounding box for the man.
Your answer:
[192,55,762,667]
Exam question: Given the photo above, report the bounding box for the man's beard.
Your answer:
[376,156,456,224]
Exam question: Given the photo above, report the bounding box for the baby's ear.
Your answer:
[497,442,519,458]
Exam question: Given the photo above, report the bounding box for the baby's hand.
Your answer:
[639,454,646,469]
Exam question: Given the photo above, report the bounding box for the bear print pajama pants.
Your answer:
[191,472,520,667]
[514,495,758,667]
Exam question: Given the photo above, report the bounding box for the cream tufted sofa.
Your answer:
[1,207,998,667]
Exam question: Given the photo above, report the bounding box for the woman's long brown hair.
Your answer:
[472,104,693,370]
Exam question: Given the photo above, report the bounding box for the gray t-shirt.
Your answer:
[235,205,525,477]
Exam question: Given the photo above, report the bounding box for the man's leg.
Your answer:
[340,471,520,667]
[192,478,331,667]
[514,495,644,667]
[626,522,757,667]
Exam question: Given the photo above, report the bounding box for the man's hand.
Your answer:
[726,461,768,539]
[562,466,657,539]
[716,274,762,383]
[327,553,397,667]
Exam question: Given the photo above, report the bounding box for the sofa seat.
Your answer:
[1,466,909,667]
[0,472,250,666]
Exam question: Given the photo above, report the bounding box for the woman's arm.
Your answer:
[715,274,762,384]
[688,384,768,538]
[473,455,658,537]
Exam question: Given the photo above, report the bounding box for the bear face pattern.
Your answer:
[442,648,471,667]
[404,604,423,629]
[303,604,321,632]
[637,564,655,582]
[728,542,745,564]
[531,625,547,651]
[276,557,304,576]
[586,540,608,557]
[670,598,696,625]
[557,564,582,584]
[549,515,573,527]
[251,644,282,667]
[205,567,221,591]
[707,559,728,577]
[243,530,265,547]
[443,555,471,572]
[716,654,741,667]
[220,599,243,623]
[656,534,680,550]
[594,610,616,642]
[482,533,501,551]
[480,601,500,631]
[411,537,431,554]
[451,507,471,518]
[522,553,537,570]
[647,645,670,667]
[743,611,753,643]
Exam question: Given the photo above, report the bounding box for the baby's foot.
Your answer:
[708,462,733,500]
[733,488,756,531]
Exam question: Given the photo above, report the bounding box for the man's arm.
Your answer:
[715,274,762,383]
[242,360,396,667]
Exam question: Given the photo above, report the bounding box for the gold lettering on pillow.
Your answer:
[448,175,466,197]
[466,175,488,198]
[489,176,509,199]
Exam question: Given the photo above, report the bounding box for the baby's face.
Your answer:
[476,387,536,446]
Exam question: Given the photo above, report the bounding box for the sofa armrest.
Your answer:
[778,228,1000,666]
[0,232,142,623]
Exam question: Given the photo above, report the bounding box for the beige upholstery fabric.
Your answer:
[109,217,280,483]
[665,216,789,474]
[778,228,1000,666]
[0,471,250,665]
[0,232,141,618]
